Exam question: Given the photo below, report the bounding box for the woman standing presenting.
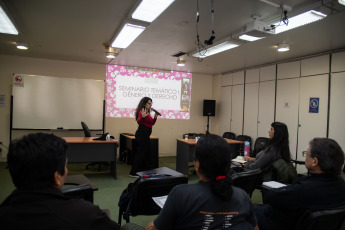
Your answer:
[129,97,158,177]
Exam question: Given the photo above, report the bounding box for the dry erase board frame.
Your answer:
[11,74,105,130]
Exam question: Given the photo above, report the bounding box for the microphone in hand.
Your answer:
[151,108,162,116]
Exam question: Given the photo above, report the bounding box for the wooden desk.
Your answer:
[176,138,243,175]
[63,137,118,179]
[119,133,159,168]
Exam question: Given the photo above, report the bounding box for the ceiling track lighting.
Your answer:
[106,52,116,59]
[278,43,290,52]
[16,42,28,50]
[176,57,186,66]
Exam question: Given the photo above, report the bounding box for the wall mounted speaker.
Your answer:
[203,100,215,116]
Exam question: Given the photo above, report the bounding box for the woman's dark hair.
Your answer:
[309,138,344,176]
[135,97,152,120]
[194,134,233,200]
[7,133,68,189]
[267,122,291,162]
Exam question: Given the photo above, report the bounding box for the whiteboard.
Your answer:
[12,74,104,130]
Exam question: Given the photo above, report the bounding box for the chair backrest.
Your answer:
[81,121,91,137]
[236,135,252,156]
[118,175,188,225]
[222,132,236,140]
[295,205,345,230]
[252,137,269,157]
[62,184,94,203]
[129,176,188,215]
[231,168,262,198]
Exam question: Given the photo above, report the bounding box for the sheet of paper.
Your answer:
[152,195,168,208]
[232,156,246,163]
[262,181,287,188]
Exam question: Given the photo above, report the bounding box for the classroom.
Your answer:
[1,0,345,167]
[0,1,345,228]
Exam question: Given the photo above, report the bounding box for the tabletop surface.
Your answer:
[121,133,158,139]
[177,138,243,145]
[62,137,118,143]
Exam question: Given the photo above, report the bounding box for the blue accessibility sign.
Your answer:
[309,98,319,113]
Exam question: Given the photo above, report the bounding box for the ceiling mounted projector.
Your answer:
[234,20,274,41]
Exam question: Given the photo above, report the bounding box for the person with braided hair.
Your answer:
[122,134,258,230]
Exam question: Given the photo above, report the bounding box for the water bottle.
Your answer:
[244,141,250,157]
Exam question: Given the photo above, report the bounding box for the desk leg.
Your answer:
[176,141,190,175]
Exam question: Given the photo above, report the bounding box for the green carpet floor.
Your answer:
[0,157,263,227]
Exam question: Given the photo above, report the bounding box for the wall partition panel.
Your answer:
[297,74,329,173]
[260,65,276,81]
[257,80,275,138]
[230,84,244,135]
[301,55,329,76]
[331,51,345,72]
[277,61,300,79]
[276,78,300,162]
[219,86,232,135]
[243,82,259,142]
[329,72,345,152]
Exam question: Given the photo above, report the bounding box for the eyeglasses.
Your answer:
[147,102,152,105]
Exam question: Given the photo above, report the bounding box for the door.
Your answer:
[297,75,329,173]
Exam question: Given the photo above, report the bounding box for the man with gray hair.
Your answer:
[255,138,345,230]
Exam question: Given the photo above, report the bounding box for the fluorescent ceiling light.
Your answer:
[132,0,175,22]
[192,41,239,58]
[111,23,146,48]
[274,10,327,34]
[0,5,18,35]
[339,0,345,6]
[239,34,264,42]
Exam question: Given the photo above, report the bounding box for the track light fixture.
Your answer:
[16,42,28,50]
[176,57,186,66]
[277,43,290,52]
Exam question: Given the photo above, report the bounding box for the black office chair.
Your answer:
[236,135,252,156]
[81,121,109,171]
[231,168,262,198]
[251,137,269,157]
[222,132,236,140]
[294,205,345,230]
[118,174,188,225]
[62,184,94,203]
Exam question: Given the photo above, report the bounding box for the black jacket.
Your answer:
[0,187,120,230]
[264,173,345,230]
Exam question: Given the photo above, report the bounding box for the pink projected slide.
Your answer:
[106,65,192,119]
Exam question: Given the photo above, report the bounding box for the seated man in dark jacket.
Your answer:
[0,133,120,230]
[255,137,345,230]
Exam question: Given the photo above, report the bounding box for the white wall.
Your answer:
[0,54,213,161]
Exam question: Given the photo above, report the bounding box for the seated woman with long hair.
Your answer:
[243,122,296,183]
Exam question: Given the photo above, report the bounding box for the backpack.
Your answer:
[118,178,140,215]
